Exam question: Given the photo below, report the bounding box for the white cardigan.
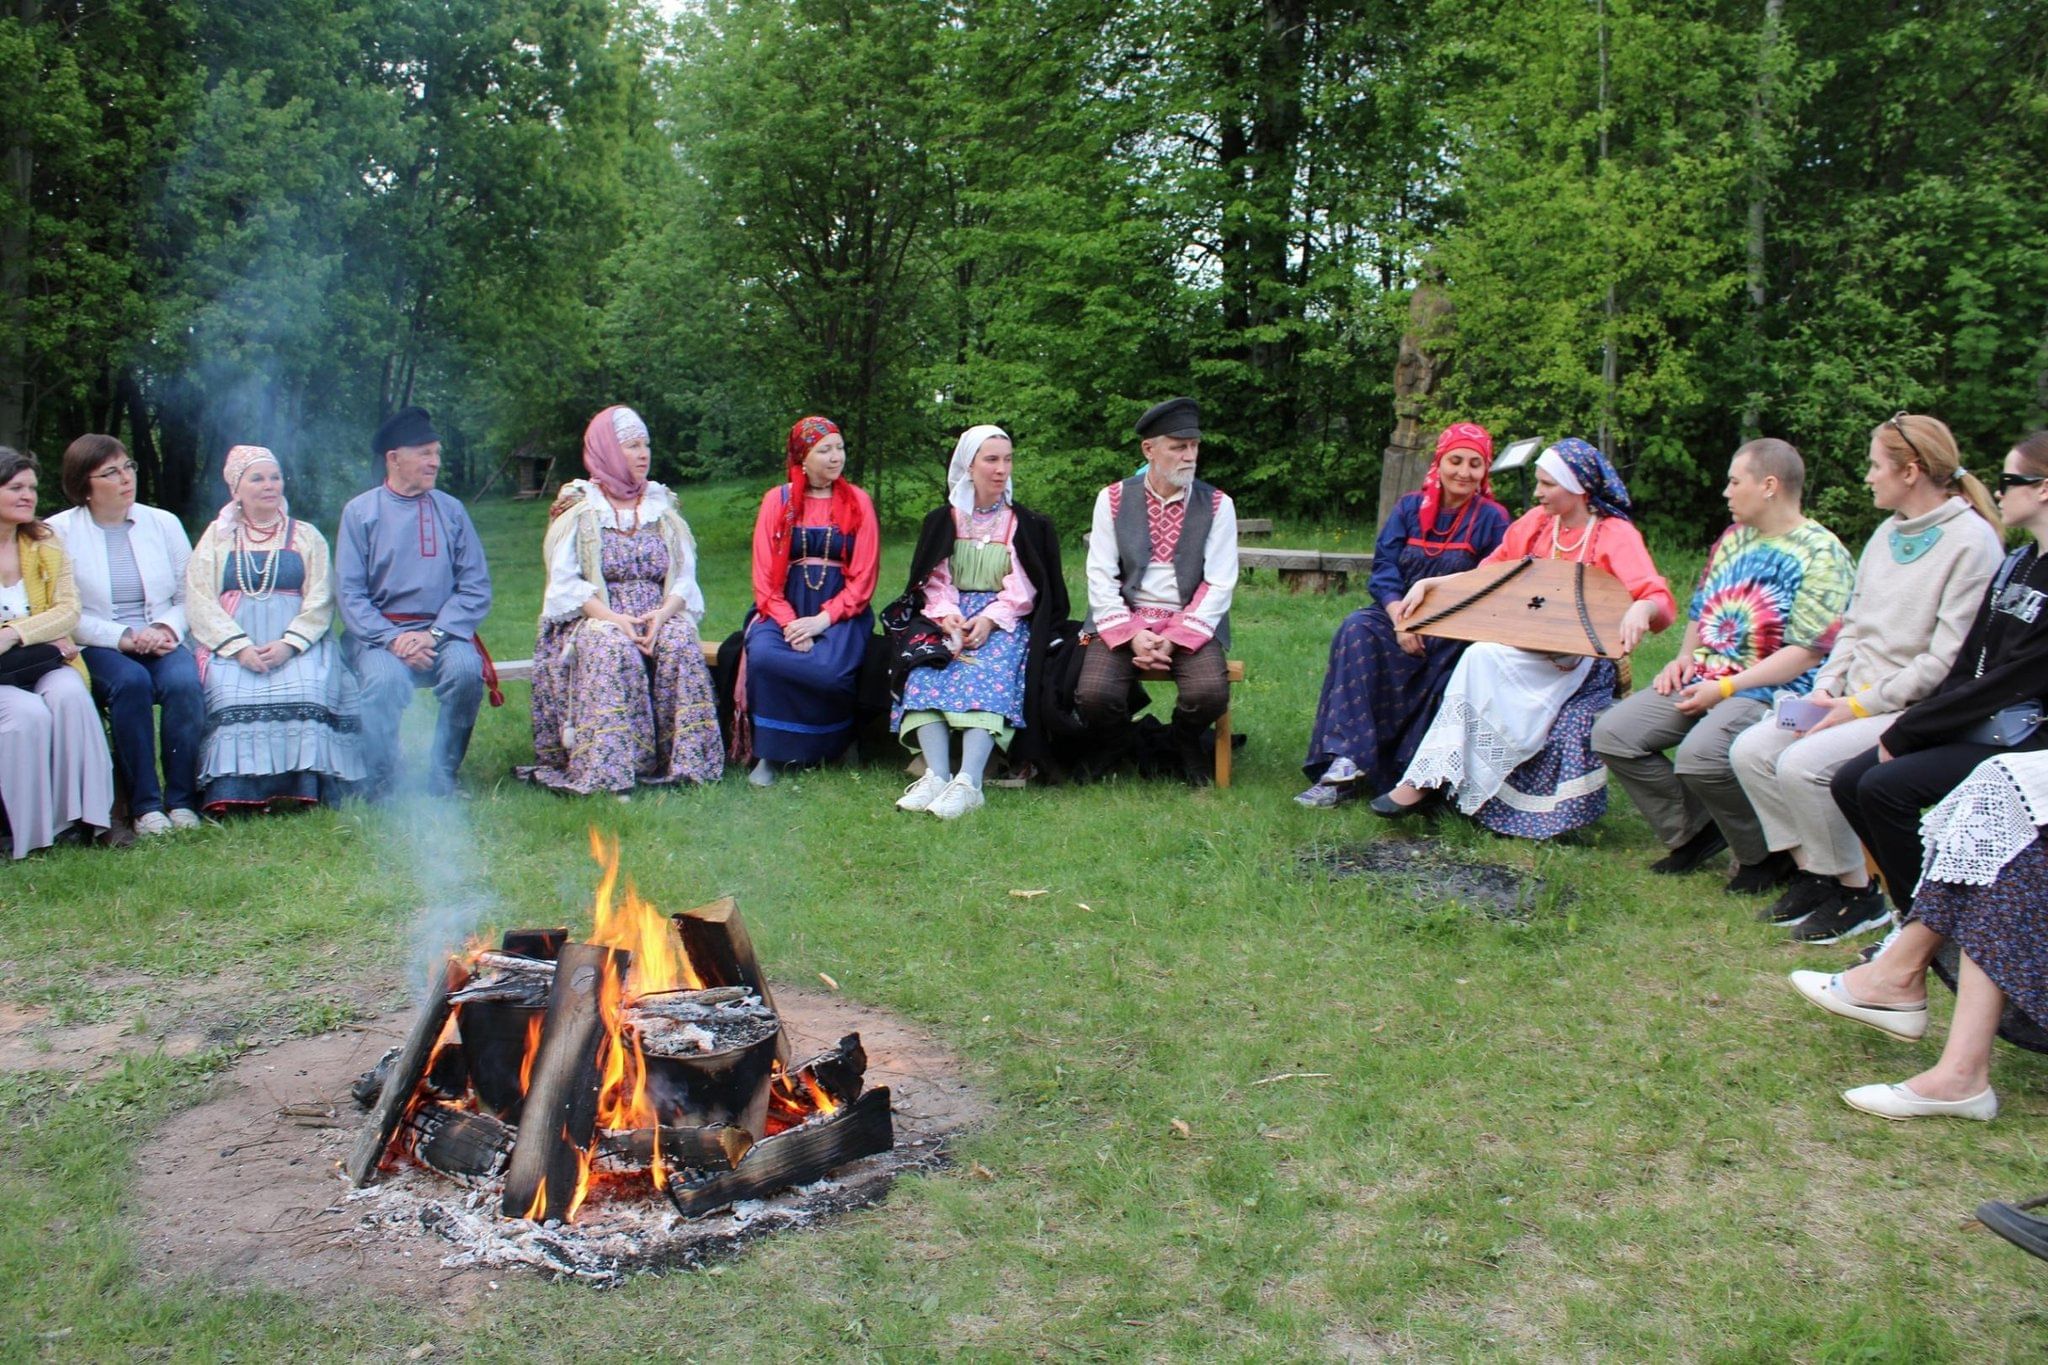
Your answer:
[47,504,194,648]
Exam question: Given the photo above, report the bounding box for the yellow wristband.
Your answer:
[1846,696,1871,719]
[1717,677,1735,700]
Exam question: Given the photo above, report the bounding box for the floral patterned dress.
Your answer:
[517,526,722,794]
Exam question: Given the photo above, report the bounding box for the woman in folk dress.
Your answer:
[1371,438,1676,832]
[184,445,362,812]
[517,405,722,795]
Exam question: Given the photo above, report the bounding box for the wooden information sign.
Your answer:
[1402,557,1635,660]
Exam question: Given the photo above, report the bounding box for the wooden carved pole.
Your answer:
[1377,272,1454,531]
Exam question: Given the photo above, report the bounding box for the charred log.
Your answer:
[673,898,789,1063]
[767,1033,867,1130]
[500,928,569,960]
[664,1087,894,1220]
[404,1102,513,1184]
[501,943,630,1221]
[594,1123,754,1173]
[346,956,469,1186]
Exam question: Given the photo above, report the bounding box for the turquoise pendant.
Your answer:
[1889,524,1943,564]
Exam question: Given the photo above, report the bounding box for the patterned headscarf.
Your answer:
[215,444,286,532]
[1538,437,1633,522]
[583,405,650,503]
[947,425,1011,516]
[1416,422,1499,530]
[780,415,859,535]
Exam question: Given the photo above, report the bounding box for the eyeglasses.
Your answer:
[91,461,139,481]
[1887,411,1930,467]
[1997,470,2047,494]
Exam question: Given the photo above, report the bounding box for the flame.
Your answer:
[521,1176,548,1222]
[585,829,702,999]
[515,1012,545,1096]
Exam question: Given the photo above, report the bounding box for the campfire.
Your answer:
[345,831,893,1224]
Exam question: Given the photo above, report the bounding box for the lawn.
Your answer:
[2,479,2043,1361]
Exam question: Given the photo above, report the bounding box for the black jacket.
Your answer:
[1886,544,2048,755]
[894,503,1071,772]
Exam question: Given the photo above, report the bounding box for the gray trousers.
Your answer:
[349,637,484,797]
[1590,685,1770,862]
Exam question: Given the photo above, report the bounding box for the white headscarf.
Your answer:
[947,424,1012,516]
[610,406,650,445]
[1535,445,1585,495]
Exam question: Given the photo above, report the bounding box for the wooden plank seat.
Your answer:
[495,638,719,684]
[1131,658,1248,788]
[1237,546,1373,593]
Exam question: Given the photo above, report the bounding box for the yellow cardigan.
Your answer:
[10,529,89,681]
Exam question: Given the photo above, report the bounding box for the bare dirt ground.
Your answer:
[126,985,992,1305]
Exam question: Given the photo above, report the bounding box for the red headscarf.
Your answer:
[1416,422,1500,531]
[783,414,861,528]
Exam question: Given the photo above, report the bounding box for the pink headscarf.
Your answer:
[583,405,650,503]
[1416,422,1499,531]
[215,444,286,532]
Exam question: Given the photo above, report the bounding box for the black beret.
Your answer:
[1135,396,1201,440]
[372,406,440,456]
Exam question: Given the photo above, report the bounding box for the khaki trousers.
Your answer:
[1590,685,1770,861]
[1727,711,1893,878]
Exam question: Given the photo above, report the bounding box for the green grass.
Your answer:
[3,481,2044,1360]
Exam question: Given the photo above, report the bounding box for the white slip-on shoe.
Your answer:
[896,771,949,812]
[928,776,985,820]
[133,811,173,837]
[168,808,203,831]
[1789,970,1929,1041]
[1842,1081,1997,1122]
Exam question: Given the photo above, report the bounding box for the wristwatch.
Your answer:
[428,627,449,644]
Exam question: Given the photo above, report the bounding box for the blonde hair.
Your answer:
[1873,413,2000,532]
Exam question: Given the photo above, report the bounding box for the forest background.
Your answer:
[4,0,2045,544]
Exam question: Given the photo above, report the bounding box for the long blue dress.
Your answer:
[1302,492,1510,793]
[744,521,873,764]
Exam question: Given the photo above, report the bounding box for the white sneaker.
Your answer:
[928,776,985,820]
[133,811,173,837]
[895,771,949,812]
[168,808,203,831]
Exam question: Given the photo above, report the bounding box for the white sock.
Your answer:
[959,729,995,789]
[915,722,954,781]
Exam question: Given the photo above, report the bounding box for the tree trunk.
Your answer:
[1742,0,1786,441]
[0,1,41,450]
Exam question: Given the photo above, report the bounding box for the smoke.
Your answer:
[385,788,496,1003]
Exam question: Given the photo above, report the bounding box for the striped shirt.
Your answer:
[102,520,153,628]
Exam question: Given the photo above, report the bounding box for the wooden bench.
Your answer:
[1237,547,1373,593]
[495,638,720,684]
[1235,517,1273,538]
[1132,657,1248,788]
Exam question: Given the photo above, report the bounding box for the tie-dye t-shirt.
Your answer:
[1689,519,1854,700]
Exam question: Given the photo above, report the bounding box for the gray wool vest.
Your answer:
[1092,474,1229,649]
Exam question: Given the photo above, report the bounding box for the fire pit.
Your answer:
[348,832,894,1227]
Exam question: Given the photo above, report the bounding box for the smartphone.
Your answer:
[1776,696,1833,732]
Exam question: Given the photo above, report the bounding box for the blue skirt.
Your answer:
[1303,603,1469,792]
[744,562,871,764]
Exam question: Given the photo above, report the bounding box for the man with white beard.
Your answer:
[1076,397,1239,783]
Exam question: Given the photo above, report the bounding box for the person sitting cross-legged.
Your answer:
[1790,750,2048,1122]
[1590,438,1853,891]
[1730,414,2002,943]
[1296,422,1509,808]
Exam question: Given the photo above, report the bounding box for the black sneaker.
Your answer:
[1649,824,1728,875]
[1790,885,1892,945]
[1726,850,1797,896]
[1758,871,1839,925]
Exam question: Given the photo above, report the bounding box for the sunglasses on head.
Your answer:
[1887,411,1931,467]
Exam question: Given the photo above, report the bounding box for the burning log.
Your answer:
[664,1086,894,1219]
[594,1123,754,1173]
[673,898,790,1063]
[346,956,469,1186]
[501,943,630,1222]
[500,928,569,960]
[768,1033,867,1130]
[404,1102,514,1184]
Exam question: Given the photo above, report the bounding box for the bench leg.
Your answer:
[1214,707,1232,789]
